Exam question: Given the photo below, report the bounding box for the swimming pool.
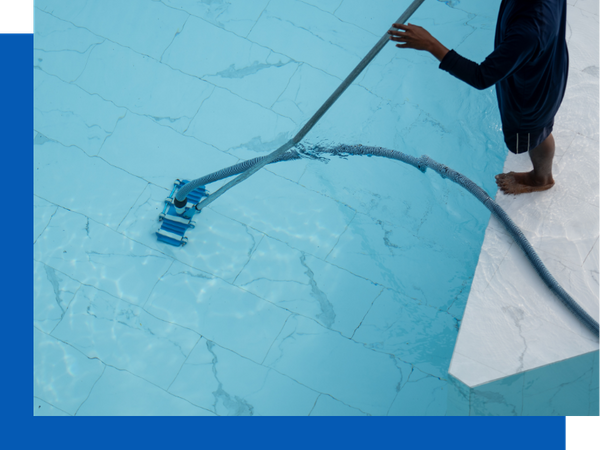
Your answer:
[34,0,512,415]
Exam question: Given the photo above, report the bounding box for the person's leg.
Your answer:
[495,133,555,194]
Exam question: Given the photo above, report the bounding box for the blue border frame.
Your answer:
[8,29,568,449]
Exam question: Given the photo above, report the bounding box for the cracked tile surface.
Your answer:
[33,0,596,416]
[449,0,599,410]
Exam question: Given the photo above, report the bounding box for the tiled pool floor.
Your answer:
[33,0,586,416]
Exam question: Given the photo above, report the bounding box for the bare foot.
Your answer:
[495,171,555,195]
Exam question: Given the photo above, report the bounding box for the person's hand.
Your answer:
[388,23,449,61]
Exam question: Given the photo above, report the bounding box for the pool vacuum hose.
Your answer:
[164,0,598,335]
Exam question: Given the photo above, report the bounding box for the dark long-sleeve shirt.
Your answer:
[439,0,568,135]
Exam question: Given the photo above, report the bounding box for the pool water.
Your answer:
[34,0,507,416]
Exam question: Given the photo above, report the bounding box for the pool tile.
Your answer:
[493,245,599,339]
[262,314,403,415]
[184,86,295,152]
[523,351,595,398]
[34,70,127,156]
[209,168,355,259]
[97,112,238,190]
[34,208,174,305]
[309,395,368,416]
[446,375,471,416]
[234,235,382,337]
[34,195,58,243]
[34,10,104,82]
[591,388,599,415]
[522,381,591,416]
[468,226,513,298]
[448,351,509,389]
[74,41,214,134]
[271,63,340,125]
[34,140,148,229]
[247,0,376,79]
[144,261,290,364]
[326,212,477,310]
[36,0,188,60]
[169,338,318,416]
[566,4,599,72]
[76,366,214,416]
[162,15,298,109]
[469,372,525,416]
[117,183,265,283]
[34,261,81,334]
[352,289,458,377]
[34,327,105,415]
[553,135,599,207]
[51,285,200,389]
[161,0,270,38]
[387,370,448,416]
[555,70,599,140]
[34,397,71,416]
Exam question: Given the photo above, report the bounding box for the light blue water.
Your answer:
[34,0,507,416]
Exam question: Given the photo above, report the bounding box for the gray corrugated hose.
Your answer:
[184,143,599,336]
[175,0,428,206]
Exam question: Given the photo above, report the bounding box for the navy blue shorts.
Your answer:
[504,122,554,155]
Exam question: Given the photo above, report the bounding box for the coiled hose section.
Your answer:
[187,143,599,335]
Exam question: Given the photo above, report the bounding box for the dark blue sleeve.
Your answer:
[439,25,539,90]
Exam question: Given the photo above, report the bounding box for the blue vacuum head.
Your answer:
[156,179,209,246]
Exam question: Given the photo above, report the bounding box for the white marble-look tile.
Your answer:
[34,261,81,334]
[262,314,405,415]
[34,70,127,156]
[209,168,355,259]
[161,0,270,38]
[583,238,599,273]
[51,285,200,389]
[144,261,290,364]
[34,140,148,229]
[325,211,480,311]
[533,191,598,267]
[34,207,174,305]
[574,0,599,16]
[34,10,104,82]
[184,86,295,152]
[169,338,319,415]
[74,41,214,134]
[162,15,298,109]
[555,70,599,140]
[97,113,238,190]
[76,366,215,416]
[451,246,599,384]
[34,195,58,243]
[34,327,105,415]
[553,135,599,207]
[36,0,188,61]
[34,397,71,416]
[352,289,458,378]
[271,63,340,125]
[468,226,513,296]
[448,351,510,388]
[117,183,265,283]
[566,4,599,72]
[247,0,377,80]
[301,0,343,14]
[309,394,368,416]
[234,236,382,336]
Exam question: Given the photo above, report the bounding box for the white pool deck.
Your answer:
[449,0,599,388]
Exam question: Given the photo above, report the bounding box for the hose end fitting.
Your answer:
[174,196,187,215]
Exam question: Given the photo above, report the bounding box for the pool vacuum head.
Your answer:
[156,179,209,246]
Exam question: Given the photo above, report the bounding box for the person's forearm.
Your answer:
[428,41,449,62]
